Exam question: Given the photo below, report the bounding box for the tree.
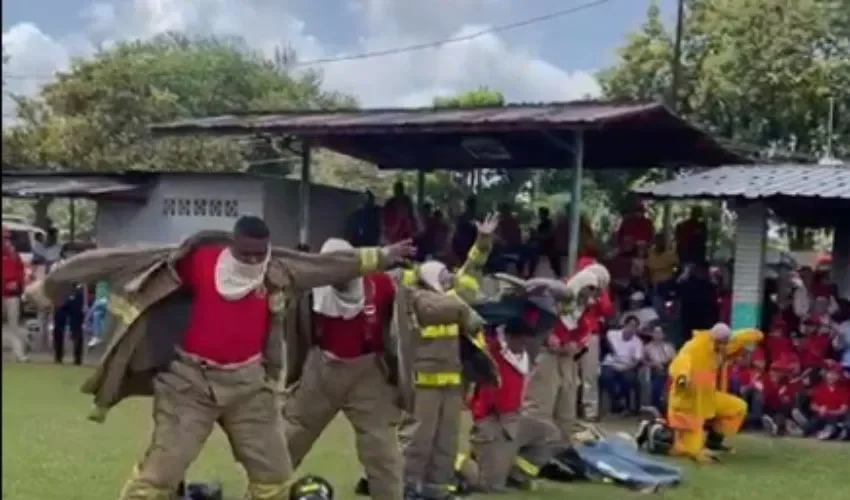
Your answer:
[433,86,505,108]
[599,0,850,251]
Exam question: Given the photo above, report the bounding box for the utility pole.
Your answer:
[661,0,686,236]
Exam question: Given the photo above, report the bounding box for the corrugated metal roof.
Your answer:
[1,176,150,199]
[150,101,664,135]
[632,164,850,200]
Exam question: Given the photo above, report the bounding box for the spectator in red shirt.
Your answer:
[758,354,805,436]
[674,206,707,265]
[2,228,28,362]
[762,320,795,365]
[382,181,416,244]
[798,297,837,370]
[615,202,654,251]
[493,202,526,274]
[793,362,849,440]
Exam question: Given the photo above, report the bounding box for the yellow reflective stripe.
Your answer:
[415,372,462,386]
[514,456,540,476]
[454,453,468,471]
[108,294,140,325]
[358,248,380,274]
[467,245,485,265]
[248,481,290,500]
[422,324,459,338]
[402,269,418,286]
[456,274,480,293]
[471,330,486,349]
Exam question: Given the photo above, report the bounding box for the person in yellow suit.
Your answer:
[667,323,763,463]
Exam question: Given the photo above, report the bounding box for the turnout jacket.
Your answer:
[26,231,390,423]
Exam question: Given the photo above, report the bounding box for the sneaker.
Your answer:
[791,408,809,428]
[87,337,103,348]
[761,415,779,436]
[816,425,834,440]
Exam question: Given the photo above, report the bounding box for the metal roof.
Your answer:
[1,175,152,199]
[149,100,748,170]
[632,164,850,201]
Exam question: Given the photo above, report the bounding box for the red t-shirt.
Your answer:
[315,273,395,358]
[382,196,415,243]
[798,334,832,369]
[469,338,526,421]
[617,215,654,247]
[178,246,270,364]
[763,335,795,364]
[2,249,25,297]
[811,383,849,413]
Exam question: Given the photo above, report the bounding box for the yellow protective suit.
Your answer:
[667,328,763,462]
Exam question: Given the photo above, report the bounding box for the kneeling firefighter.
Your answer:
[666,323,763,462]
[455,294,565,493]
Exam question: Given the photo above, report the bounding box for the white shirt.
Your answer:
[603,329,644,369]
[42,244,62,263]
[623,306,659,330]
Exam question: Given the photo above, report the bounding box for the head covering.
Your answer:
[582,263,610,289]
[710,323,731,341]
[564,268,598,296]
[312,238,365,319]
[213,243,270,301]
[629,290,646,302]
[419,260,448,293]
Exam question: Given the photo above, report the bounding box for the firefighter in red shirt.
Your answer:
[455,321,561,493]
[792,361,849,440]
[2,228,28,362]
[575,257,615,421]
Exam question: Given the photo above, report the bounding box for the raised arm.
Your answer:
[278,240,415,293]
[455,214,497,292]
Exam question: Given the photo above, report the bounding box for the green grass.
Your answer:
[2,362,847,500]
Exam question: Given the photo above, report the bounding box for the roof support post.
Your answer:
[832,222,850,298]
[416,169,426,212]
[298,139,312,248]
[566,130,585,276]
[731,201,768,330]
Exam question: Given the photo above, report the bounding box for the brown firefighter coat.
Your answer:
[25,231,390,422]
[283,279,485,413]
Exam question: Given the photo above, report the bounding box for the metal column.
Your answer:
[298,140,312,248]
[566,130,585,276]
[731,202,768,329]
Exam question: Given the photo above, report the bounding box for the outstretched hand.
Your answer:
[381,238,417,265]
[474,212,499,236]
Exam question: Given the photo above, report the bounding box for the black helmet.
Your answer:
[290,475,334,500]
[646,420,675,455]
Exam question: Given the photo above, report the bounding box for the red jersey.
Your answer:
[178,246,270,364]
[763,335,795,363]
[798,334,832,369]
[617,215,654,247]
[756,374,786,410]
[2,249,25,297]
[469,338,527,421]
[382,196,415,243]
[315,273,395,358]
[811,383,849,414]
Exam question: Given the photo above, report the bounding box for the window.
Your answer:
[162,198,177,216]
[177,198,192,216]
[193,198,208,216]
[209,199,223,217]
[223,199,239,217]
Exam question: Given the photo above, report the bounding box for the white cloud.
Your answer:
[2,0,601,124]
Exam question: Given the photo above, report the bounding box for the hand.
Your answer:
[545,334,561,351]
[381,239,417,265]
[474,212,499,236]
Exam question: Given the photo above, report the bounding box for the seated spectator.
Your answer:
[642,325,675,412]
[621,291,659,335]
[729,346,762,398]
[755,354,805,436]
[832,299,850,371]
[763,319,796,365]
[792,361,849,440]
[601,315,644,414]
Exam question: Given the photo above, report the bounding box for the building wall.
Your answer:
[731,202,768,329]
[94,175,263,246]
[262,178,361,250]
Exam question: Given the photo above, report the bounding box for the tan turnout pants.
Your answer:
[283,350,403,500]
[579,335,601,419]
[458,413,561,492]
[398,387,464,499]
[2,296,26,360]
[120,354,291,500]
[523,350,579,441]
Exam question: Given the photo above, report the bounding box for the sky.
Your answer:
[2,0,678,119]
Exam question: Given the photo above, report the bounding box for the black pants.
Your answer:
[527,250,562,277]
[53,303,84,365]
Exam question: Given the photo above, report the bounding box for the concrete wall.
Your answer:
[731,202,768,329]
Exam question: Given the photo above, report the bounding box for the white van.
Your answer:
[2,217,47,271]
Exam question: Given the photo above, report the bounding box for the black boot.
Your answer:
[704,428,734,453]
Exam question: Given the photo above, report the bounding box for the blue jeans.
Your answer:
[648,367,668,411]
[86,299,108,339]
[600,366,639,412]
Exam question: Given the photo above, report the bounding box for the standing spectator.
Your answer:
[2,228,28,362]
[86,280,109,348]
[674,206,708,266]
[382,181,416,244]
[677,262,719,341]
[52,245,86,365]
[493,202,525,274]
[615,201,654,251]
[423,207,451,262]
[601,315,644,414]
[42,227,63,271]
[451,196,479,266]
[643,325,676,412]
[346,190,381,247]
[526,207,560,277]
[646,235,678,312]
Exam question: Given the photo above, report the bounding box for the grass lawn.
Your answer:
[2,362,846,500]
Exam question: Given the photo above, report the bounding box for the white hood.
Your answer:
[312,238,365,319]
